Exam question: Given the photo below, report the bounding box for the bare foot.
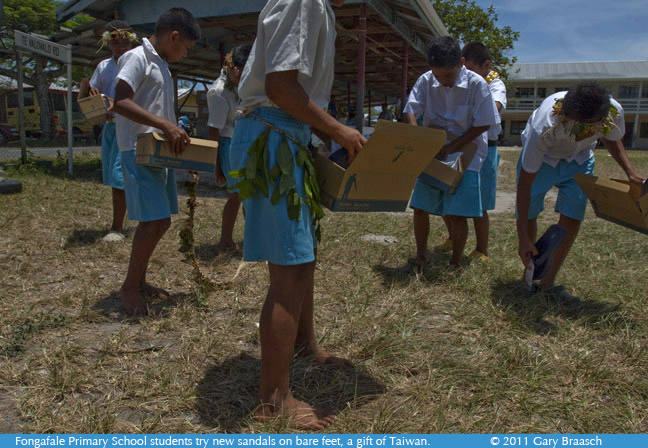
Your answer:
[218,241,242,254]
[446,262,463,272]
[254,394,336,430]
[140,283,170,300]
[296,345,354,368]
[119,287,148,315]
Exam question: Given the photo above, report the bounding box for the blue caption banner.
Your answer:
[2,434,646,448]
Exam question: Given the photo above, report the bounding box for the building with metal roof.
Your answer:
[54,0,447,137]
[502,61,648,148]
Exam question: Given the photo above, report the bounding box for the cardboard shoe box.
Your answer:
[418,132,478,194]
[78,95,110,125]
[315,120,446,212]
[136,132,218,173]
[574,173,648,235]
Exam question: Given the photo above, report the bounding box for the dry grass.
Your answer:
[0,149,647,434]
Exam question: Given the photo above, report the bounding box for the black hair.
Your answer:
[105,20,132,32]
[232,44,252,69]
[154,8,201,41]
[461,42,491,66]
[426,36,461,68]
[563,82,611,121]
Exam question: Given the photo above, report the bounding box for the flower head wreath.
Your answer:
[542,98,619,144]
[98,29,139,52]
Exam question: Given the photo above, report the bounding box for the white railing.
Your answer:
[507,98,648,113]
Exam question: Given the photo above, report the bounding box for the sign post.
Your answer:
[16,50,26,164]
[14,30,73,175]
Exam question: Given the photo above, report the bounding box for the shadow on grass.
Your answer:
[194,243,243,263]
[372,250,451,286]
[490,280,623,335]
[65,228,106,248]
[92,290,194,320]
[195,352,386,432]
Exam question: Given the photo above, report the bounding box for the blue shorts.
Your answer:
[121,150,178,222]
[101,123,124,189]
[229,107,317,266]
[480,146,499,211]
[516,156,595,222]
[410,170,482,218]
[218,136,235,188]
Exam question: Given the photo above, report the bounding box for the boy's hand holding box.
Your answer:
[418,132,478,194]
[575,173,648,235]
[78,94,111,125]
[136,132,218,173]
[315,120,446,212]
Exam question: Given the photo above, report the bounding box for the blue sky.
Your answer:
[471,0,648,63]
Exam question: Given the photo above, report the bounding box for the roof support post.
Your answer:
[355,3,367,133]
[400,40,408,122]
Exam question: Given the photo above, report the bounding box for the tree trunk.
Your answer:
[33,57,57,140]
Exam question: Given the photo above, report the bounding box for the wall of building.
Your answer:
[501,80,648,148]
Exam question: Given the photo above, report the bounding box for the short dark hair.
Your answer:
[154,8,201,41]
[105,20,132,32]
[563,82,611,121]
[232,44,252,69]
[462,42,491,66]
[426,36,461,68]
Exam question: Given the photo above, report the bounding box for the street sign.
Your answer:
[14,30,72,64]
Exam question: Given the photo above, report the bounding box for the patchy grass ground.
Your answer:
[0,149,647,434]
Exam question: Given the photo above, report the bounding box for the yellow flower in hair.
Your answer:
[486,71,500,84]
[98,29,139,51]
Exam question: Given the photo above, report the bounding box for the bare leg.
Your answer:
[119,218,170,314]
[254,262,336,430]
[519,218,538,284]
[413,208,430,264]
[294,255,352,367]
[219,193,242,250]
[448,215,468,266]
[538,215,580,290]
[111,187,127,233]
[442,215,453,241]
[472,211,490,256]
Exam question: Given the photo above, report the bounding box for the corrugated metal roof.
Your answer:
[509,61,648,81]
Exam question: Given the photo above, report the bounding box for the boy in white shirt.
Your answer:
[517,82,644,302]
[461,42,507,260]
[229,0,365,430]
[82,21,137,241]
[114,8,200,315]
[404,36,499,269]
[207,44,251,252]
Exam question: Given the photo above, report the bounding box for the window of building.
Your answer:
[7,91,34,108]
[515,87,535,98]
[640,122,648,139]
[50,93,66,112]
[536,87,546,98]
[641,88,648,99]
[554,87,570,93]
[510,120,527,135]
[618,85,639,98]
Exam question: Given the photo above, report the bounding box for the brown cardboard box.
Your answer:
[315,120,446,212]
[78,95,109,125]
[136,132,218,173]
[574,173,648,235]
[418,132,478,194]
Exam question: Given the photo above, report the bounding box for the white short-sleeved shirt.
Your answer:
[487,77,507,140]
[404,66,500,172]
[115,38,176,152]
[207,71,239,138]
[238,0,336,111]
[520,92,625,173]
[90,56,118,99]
